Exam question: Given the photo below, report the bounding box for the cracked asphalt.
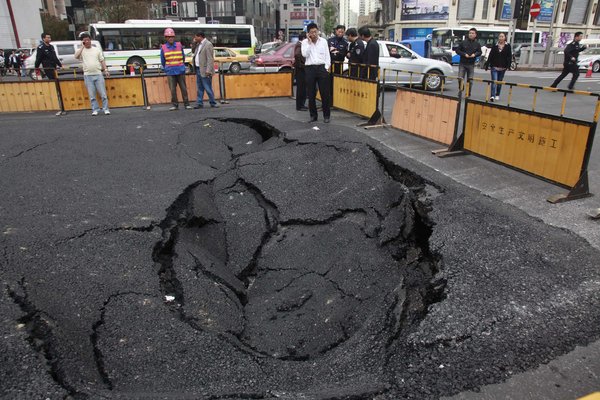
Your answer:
[1,105,599,399]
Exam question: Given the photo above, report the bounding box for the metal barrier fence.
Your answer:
[0,63,292,113]
[441,77,600,203]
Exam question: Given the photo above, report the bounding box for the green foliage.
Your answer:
[41,13,71,41]
[321,1,336,36]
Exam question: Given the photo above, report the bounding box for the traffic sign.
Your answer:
[530,3,541,18]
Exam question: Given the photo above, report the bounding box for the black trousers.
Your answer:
[551,64,580,90]
[295,67,307,109]
[305,65,331,118]
[44,68,57,80]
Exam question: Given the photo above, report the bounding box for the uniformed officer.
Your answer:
[359,26,379,81]
[327,25,348,75]
[345,28,365,78]
[34,33,62,80]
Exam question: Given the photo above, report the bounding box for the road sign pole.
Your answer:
[543,0,556,67]
[528,17,537,65]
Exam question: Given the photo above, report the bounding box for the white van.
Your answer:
[25,40,102,79]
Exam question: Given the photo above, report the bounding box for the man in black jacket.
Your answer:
[359,26,379,81]
[34,33,62,80]
[551,32,586,90]
[345,28,365,78]
[456,28,482,94]
[328,25,348,75]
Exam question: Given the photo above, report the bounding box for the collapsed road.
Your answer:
[1,106,599,399]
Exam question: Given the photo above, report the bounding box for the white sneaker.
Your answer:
[489,97,494,102]
[104,110,111,115]
[495,96,500,101]
[169,106,178,111]
[92,111,98,116]
[184,105,193,110]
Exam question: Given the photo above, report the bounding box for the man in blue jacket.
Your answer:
[160,28,192,111]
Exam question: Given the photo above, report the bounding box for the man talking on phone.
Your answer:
[301,22,331,123]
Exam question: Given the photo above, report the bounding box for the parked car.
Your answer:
[430,46,452,64]
[212,47,251,73]
[25,40,102,80]
[256,41,281,54]
[377,41,454,91]
[251,42,295,72]
[577,47,600,72]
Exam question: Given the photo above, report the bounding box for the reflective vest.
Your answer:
[162,42,184,67]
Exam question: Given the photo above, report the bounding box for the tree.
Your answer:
[321,1,336,36]
[41,13,71,41]
[88,0,160,23]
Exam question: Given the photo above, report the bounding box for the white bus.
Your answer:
[432,26,541,64]
[89,20,257,71]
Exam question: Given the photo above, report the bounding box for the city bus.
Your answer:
[89,20,257,71]
[432,26,541,64]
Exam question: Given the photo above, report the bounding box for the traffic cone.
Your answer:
[586,61,593,78]
[129,64,135,76]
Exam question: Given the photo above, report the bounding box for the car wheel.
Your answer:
[510,60,517,71]
[423,70,443,91]
[126,56,145,75]
[441,56,449,64]
[229,62,241,73]
[593,61,600,73]
[28,69,40,80]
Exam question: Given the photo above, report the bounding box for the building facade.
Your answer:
[0,0,44,48]
[392,0,600,46]
[279,0,321,39]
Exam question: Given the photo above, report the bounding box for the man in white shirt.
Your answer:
[74,32,110,116]
[301,22,331,123]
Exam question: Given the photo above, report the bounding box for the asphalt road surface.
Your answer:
[1,104,599,399]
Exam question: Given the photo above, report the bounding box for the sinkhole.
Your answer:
[153,119,445,361]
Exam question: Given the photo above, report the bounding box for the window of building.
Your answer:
[564,0,591,24]
[283,3,287,9]
[481,0,489,19]
[457,0,476,20]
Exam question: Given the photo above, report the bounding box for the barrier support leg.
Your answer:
[54,73,66,116]
[547,172,593,204]
[141,65,150,109]
[357,76,388,129]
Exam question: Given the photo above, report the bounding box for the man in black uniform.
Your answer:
[551,31,587,90]
[34,33,62,80]
[359,26,379,81]
[345,28,365,78]
[327,25,348,75]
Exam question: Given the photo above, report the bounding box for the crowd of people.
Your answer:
[0,48,29,78]
[4,25,590,118]
[294,23,380,123]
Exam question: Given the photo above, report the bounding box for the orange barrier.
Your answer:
[460,99,596,202]
[144,74,221,105]
[390,87,459,146]
[59,77,144,111]
[332,75,378,119]
[0,81,60,112]
[222,71,292,99]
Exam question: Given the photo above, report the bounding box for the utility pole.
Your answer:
[507,0,517,46]
[543,0,556,67]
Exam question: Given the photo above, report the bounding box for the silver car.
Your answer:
[377,41,454,91]
[577,48,600,73]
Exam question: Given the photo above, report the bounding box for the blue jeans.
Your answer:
[490,68,506,97]
[84,74,109,112]
[195,70,216,106]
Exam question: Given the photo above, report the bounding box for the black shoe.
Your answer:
[323,117,330,123]
[194,105,204,109]
[210,104,219,108]
[308,116,317,122]
[296,106,308,111]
